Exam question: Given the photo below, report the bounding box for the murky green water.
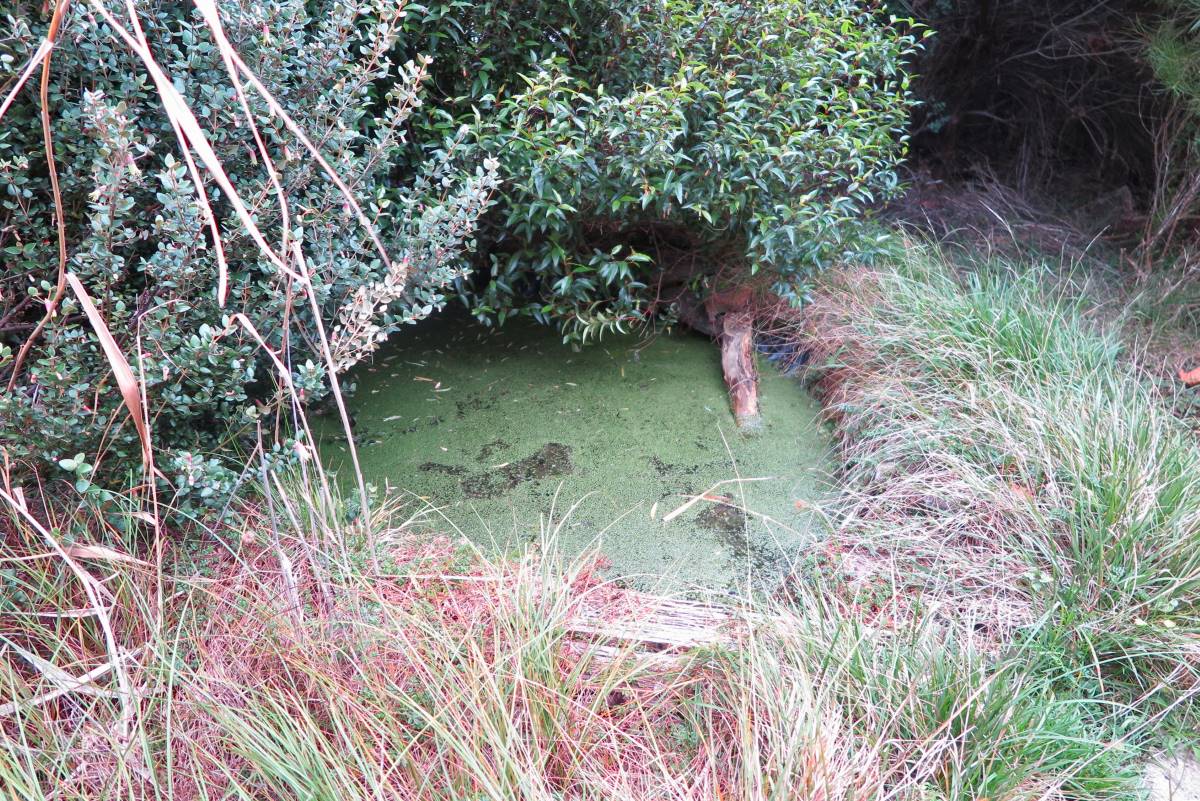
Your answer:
[318,313,833,592]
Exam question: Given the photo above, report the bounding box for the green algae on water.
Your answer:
[317,313,833,592]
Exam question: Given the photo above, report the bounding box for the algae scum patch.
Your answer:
[320,314,833,591]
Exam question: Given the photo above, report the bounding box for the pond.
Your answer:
[318,313,834,592]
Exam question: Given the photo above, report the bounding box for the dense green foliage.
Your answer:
[0,2,496,510]
[442,1,921,338]
[0,0,920,508]
[0,1,921,513]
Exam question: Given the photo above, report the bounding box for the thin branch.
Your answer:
[6,0,72,391]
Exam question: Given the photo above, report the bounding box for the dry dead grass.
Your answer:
[4,487,1133,800]
[783,266,1038,644]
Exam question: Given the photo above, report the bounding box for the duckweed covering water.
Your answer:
[319,314,833,591]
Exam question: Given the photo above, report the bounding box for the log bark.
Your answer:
[702,288,760,428]
[675,288,762,426]
[718,310,760,427]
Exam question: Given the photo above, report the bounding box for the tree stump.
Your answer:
[705,288,760,428]
[719,310,760,426]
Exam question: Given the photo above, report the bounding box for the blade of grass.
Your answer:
[65,273,152,472]
[0,39,51,125]
[0,487,138,743]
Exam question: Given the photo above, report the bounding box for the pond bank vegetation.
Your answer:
[4,0,1200,796]
[5,245,1198,798]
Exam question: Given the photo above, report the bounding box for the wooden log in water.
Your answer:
[672,289,763,425]
[704,288,760,427]
[719,310,760,426]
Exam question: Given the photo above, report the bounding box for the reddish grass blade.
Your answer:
[0,39,51,124]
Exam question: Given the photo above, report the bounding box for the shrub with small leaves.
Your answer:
[0,1,496,512]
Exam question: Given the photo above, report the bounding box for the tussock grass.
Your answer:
[1,469,1139,799]
[802,246,1200,734]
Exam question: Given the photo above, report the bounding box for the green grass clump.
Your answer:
[824,246,1200,736]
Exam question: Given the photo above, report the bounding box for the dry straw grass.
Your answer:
[1,474,1137,799]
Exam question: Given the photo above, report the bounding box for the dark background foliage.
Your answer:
[893,0,1199,259]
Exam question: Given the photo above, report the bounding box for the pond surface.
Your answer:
[319,313,833,592]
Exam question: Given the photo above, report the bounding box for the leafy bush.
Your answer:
[392,0,921,339]
[0,2,496,510]
[0,0,920,510]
